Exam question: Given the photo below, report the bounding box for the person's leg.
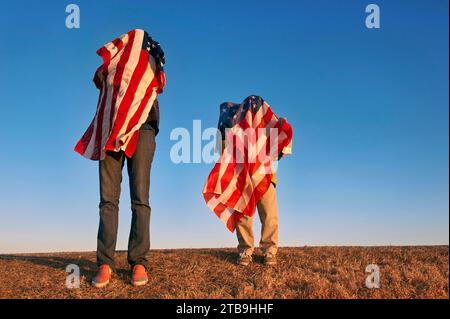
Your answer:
[257,183,279,256]
[126,129,156,270]
[97,151,125,270]
[236,214,255,256]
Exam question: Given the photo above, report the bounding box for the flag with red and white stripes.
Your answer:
[75,29,165,160]
[202,96,293,232]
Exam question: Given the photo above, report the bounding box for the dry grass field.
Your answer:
[0,246,448,299]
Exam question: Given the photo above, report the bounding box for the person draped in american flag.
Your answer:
[203,96,293,267]
[74,29,165,288]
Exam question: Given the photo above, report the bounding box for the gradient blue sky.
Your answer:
[0,0,448,253]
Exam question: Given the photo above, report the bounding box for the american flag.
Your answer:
[75,29,165,160]
[202,96,293,232]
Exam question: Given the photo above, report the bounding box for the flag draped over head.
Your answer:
[75,29,166,161]
[202,96,293,232]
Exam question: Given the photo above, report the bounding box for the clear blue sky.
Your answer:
[0,0,448,253]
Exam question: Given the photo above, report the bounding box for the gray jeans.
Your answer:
[97,129,156,270]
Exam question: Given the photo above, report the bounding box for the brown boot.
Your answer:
[264,253,277,266]
[237,253,252,266]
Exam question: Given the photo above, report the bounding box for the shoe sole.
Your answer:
[92,280,110,288]
[238,261,251,266]
[132,279,148,287]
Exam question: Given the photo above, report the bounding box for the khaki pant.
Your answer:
[236,183,278,256]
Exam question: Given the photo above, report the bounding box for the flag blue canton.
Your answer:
[218,96,264,138]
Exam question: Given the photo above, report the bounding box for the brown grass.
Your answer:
[0,246,448,299]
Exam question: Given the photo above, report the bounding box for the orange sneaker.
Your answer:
[131,264,148,287]
[91,264,112,288]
